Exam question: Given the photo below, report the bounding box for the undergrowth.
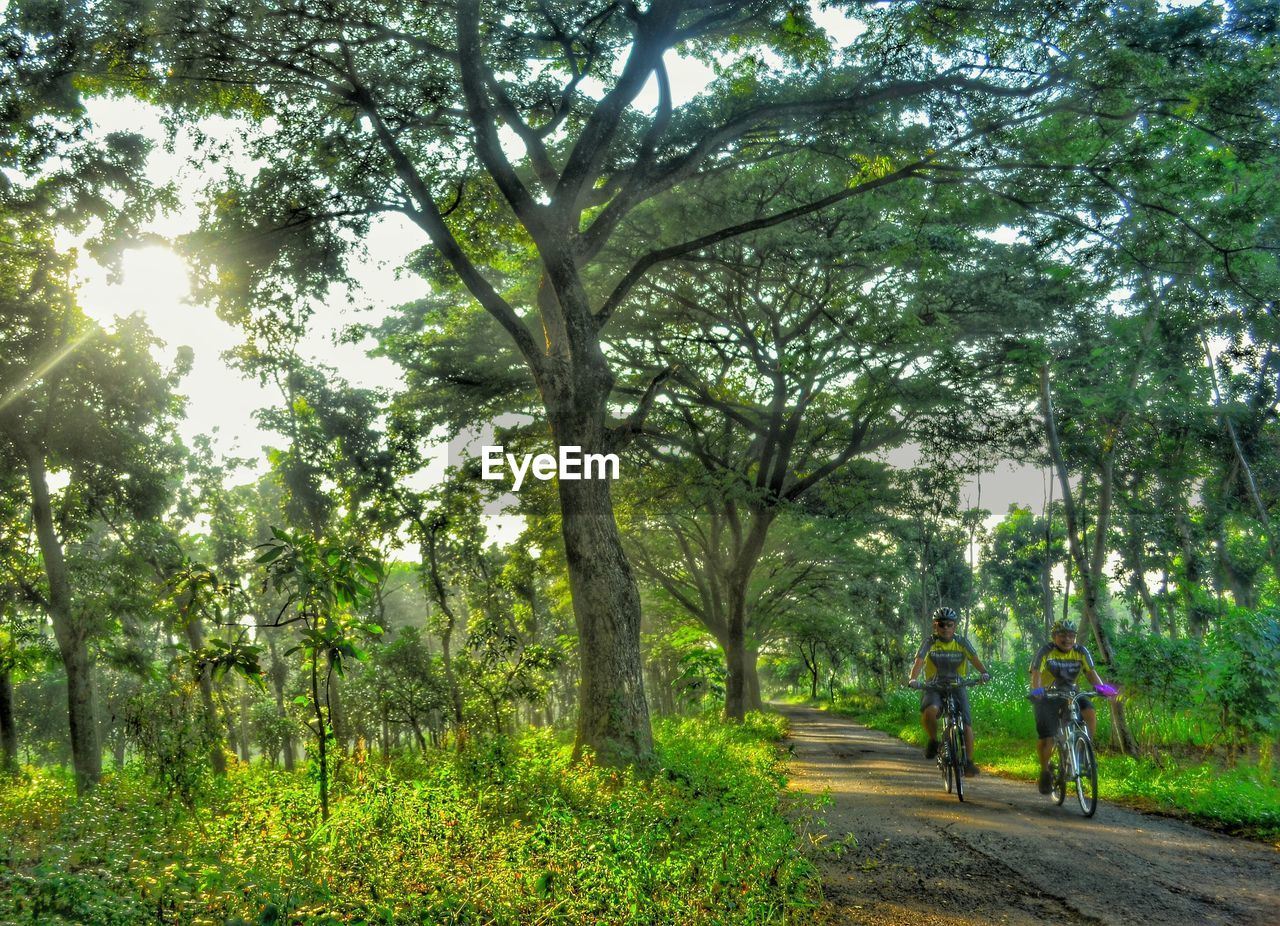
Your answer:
[0,713,819,925]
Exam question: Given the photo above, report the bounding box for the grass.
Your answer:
[0,713,820,925]
[827,666,1280,842]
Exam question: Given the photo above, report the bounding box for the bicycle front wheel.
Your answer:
[949,725,965,802]
[940,735,954,793]
[1073,734,1098,817]
[1050,745,1067,805]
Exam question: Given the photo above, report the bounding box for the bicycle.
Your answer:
[918,676,981,802]
[1039,686,1101,817]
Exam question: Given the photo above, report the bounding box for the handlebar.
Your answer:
[1028,686,1115,701]
[915,676,983,691]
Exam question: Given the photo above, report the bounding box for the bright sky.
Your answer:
[74,99,423,470]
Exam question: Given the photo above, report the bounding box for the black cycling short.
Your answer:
[1034,693,1094,738]
[921,685,971,726]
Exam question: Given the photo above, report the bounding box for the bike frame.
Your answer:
[923,676,980,802]
[1042,686,1099,817]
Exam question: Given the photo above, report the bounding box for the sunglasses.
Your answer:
[933,620,956,626]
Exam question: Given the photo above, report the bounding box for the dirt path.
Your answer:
[778,704,1280,926]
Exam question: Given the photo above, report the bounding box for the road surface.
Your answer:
[778,704,1280,926]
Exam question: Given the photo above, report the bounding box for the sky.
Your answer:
[69,20,1051,535]
[75,98,424,467]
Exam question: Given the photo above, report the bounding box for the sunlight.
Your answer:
[73,243,278,463]
[0,329,99,415]
[78,246,192,343]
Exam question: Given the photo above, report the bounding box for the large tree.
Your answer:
[42,0,1276,762]
[1,4,182,791]
[0,291,185,792]
[613,187,1059,717]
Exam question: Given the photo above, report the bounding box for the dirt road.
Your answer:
[778,704,1280,926]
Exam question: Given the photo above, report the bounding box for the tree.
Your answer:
[613,186,1059,717]
[255,527,383,820]
[51,0,1278,763]
[1040,293,1168,757]
[985,504,1064,643]
[1,6,184,790]
[0,213,186,790]
[363,626,450,750]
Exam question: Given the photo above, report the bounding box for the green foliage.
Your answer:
[1112,632,1202,712]
[255,526,384,818]
[1204,608,1280,746]
[122,674,218,808]
[672,637,728,709]
[0,714,817,925]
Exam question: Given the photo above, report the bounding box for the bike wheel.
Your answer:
[1050,745,1067,805]
[950,725,965,802]
[940,734,954,793]
[1073,734,1098,817]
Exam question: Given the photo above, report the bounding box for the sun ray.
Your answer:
[0,329,99,415]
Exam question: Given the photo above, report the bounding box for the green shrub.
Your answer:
[0,714,817,925]
[1204,608,1280,753]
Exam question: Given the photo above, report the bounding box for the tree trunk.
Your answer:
[1124,511,1163,634]
[1213,521,1257,610]
[409,718,428,752]
[744,648,764,712]
[264,632,294,773]
[182,614,227,775]
[311,651,329,821]
[327,671,347,756]
[800,642,820,700]
[0,669,16,772]
[23,443,101,792]
[723,516,772,721]
[1043,467,1056,633]
[1132,570,1162,635]
[1156,569,1176,638]
[267,638,296,772]
[725,615,746,720]
[557,466,653,765]
[238,682,252,762]
[421,537,466,741]
[1040,365,1140,758]
[1040,556,1054,635]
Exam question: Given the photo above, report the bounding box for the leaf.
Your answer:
[254,545,284,564]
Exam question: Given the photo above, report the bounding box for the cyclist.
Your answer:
[1029,619,1118,793]
[907,607,990,775]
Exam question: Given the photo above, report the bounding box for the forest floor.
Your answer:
[777,704,1280,926]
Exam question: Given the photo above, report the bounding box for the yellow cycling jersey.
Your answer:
[1031,643,1096,688]
[916,635,980,680]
